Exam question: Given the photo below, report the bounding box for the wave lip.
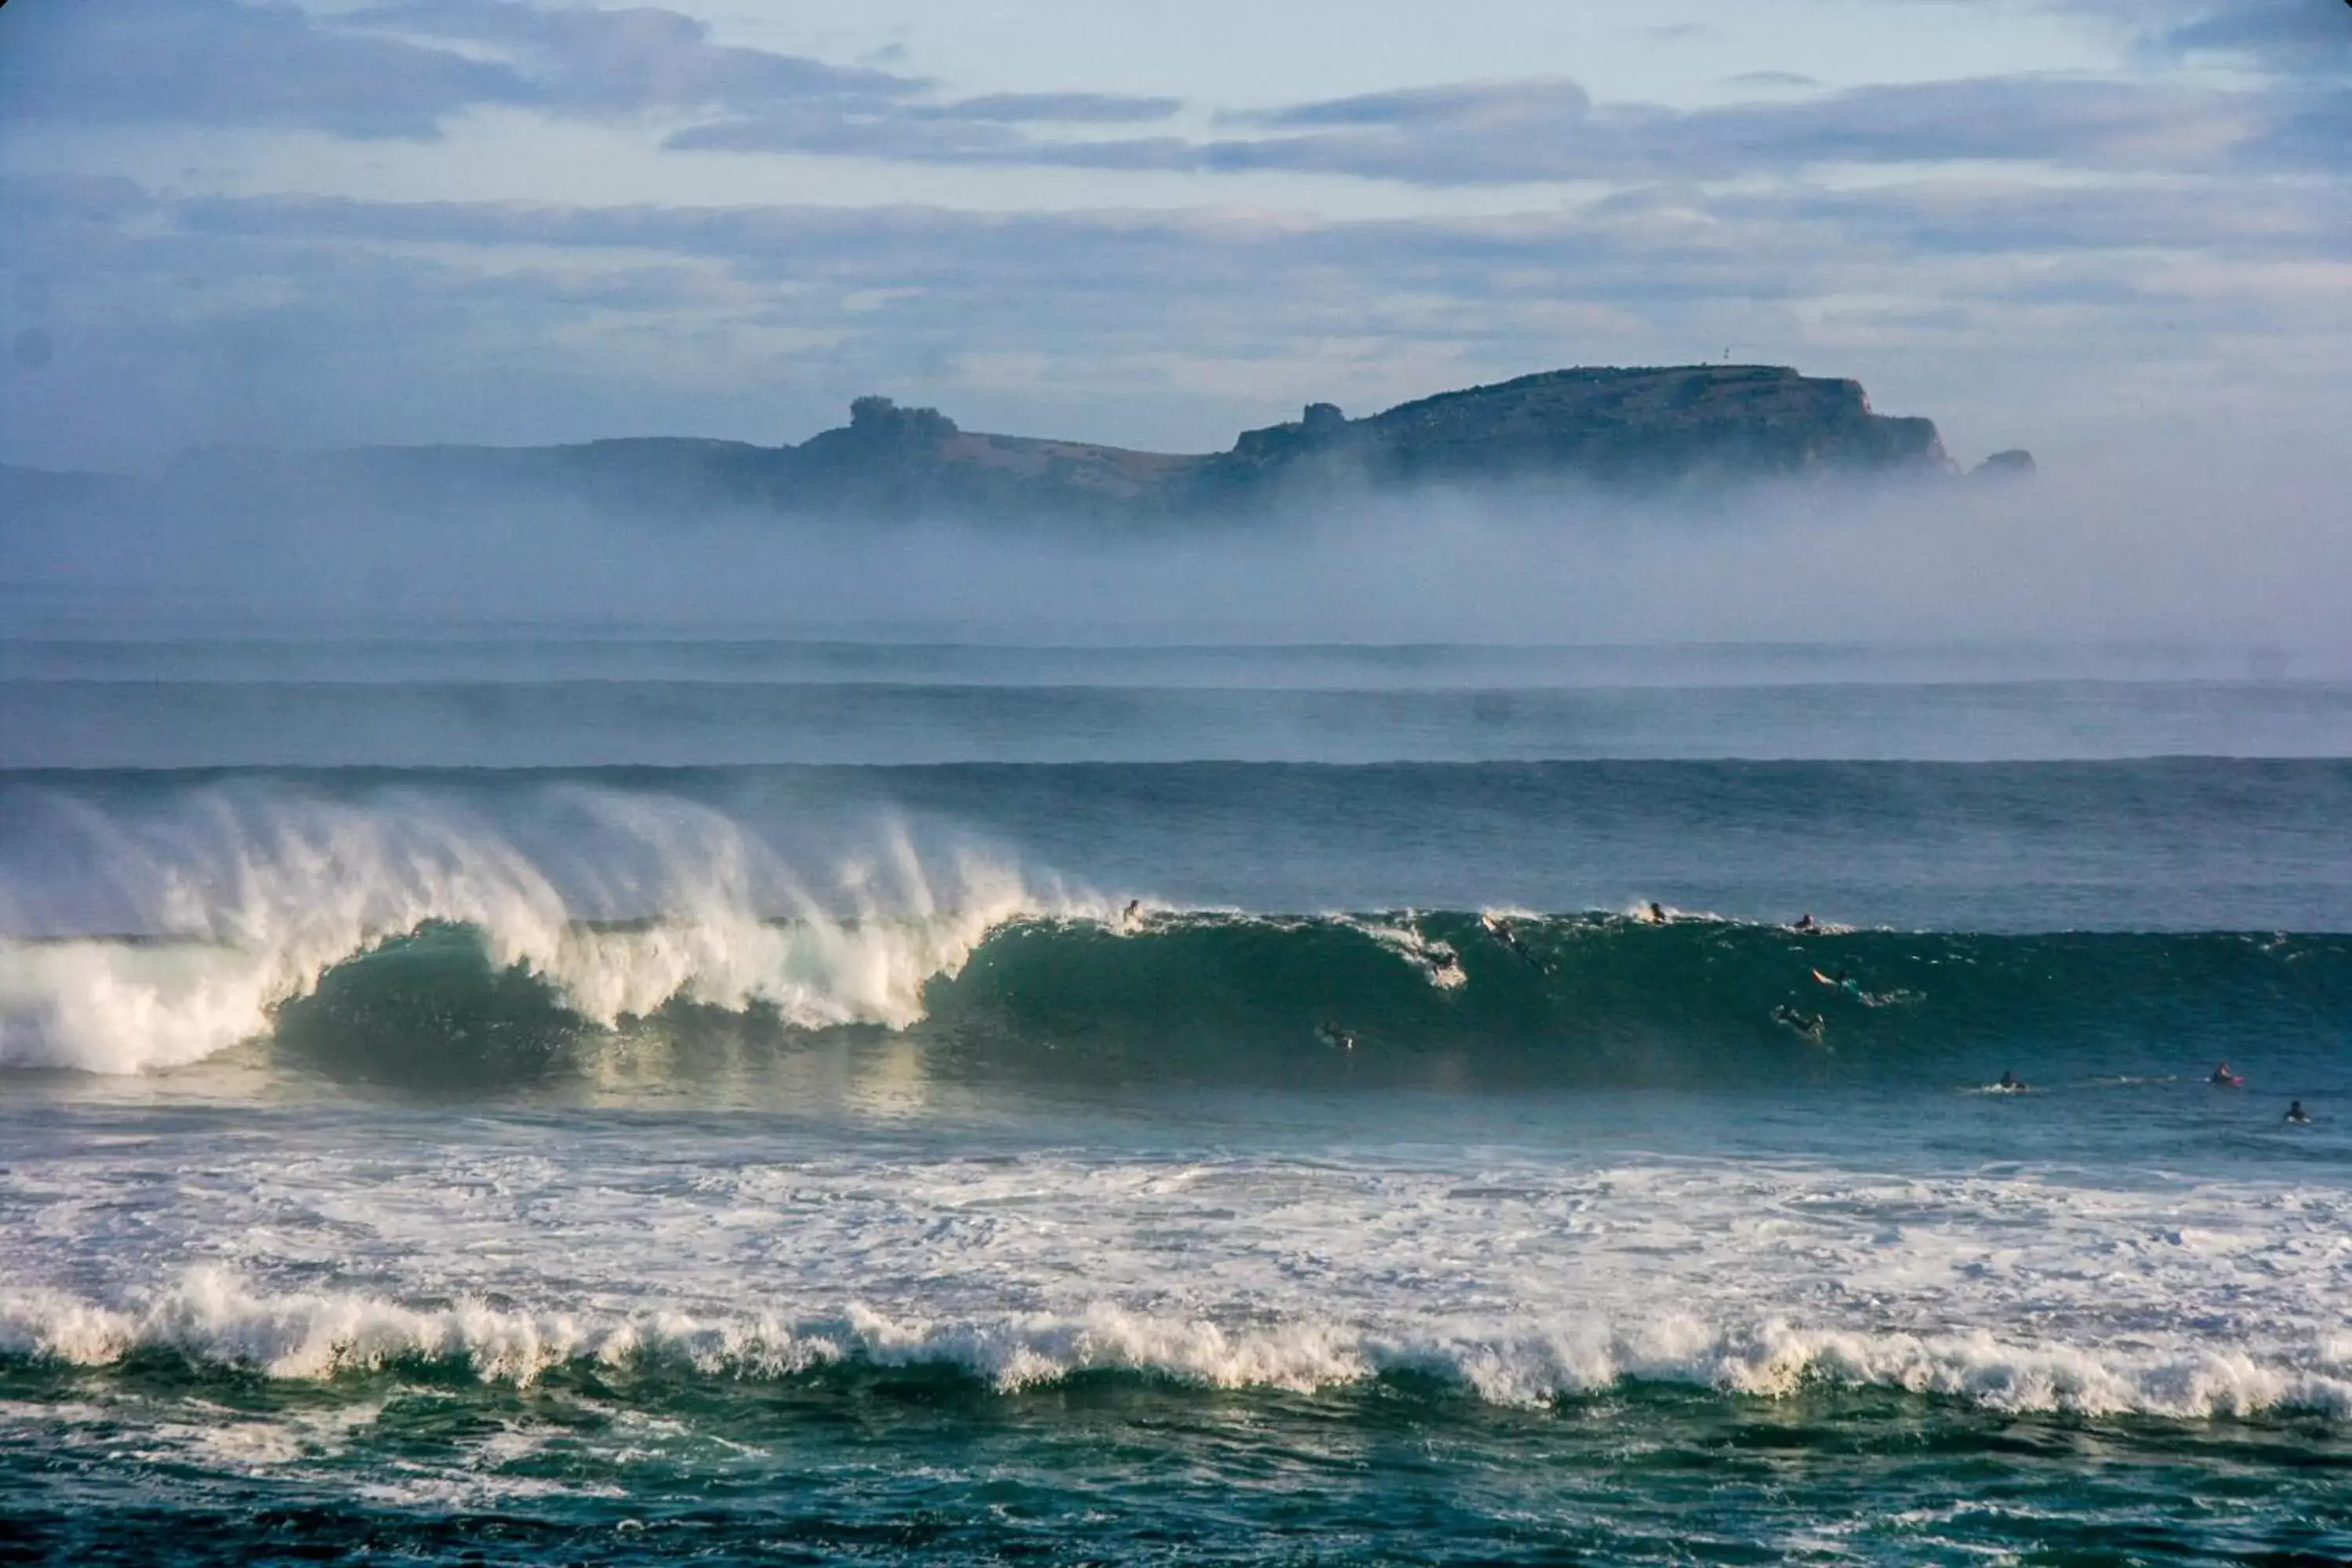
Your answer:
[0,784,1094,1074]
[7,1272,2350,1422]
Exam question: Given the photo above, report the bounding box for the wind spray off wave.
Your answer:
[8,832,2350,1091]
[0,782,1094,1073]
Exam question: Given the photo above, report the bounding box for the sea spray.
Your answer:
[0,782,1094,1073]
[6,1268,2350,1421]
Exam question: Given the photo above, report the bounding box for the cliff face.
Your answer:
[9,366,2002,532]
[1191,365,1950,503]
[749,365,1963,520]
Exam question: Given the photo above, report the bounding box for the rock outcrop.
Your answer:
[1970,449,2037,481]
[1189,366,1951,505]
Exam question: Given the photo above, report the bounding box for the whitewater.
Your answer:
[5,640,2351,1563]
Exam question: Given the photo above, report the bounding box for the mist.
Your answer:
[5,430,2348,676]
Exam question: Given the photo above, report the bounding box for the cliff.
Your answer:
[759,365,1960,518]
[1190,365,1949,503]
[8,366,2010,532]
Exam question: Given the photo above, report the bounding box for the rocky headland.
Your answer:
[4,365,2027,529]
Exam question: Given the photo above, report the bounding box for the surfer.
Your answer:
[1792,913,1818,933]
[1481,913,1546,971]
[1122,898,1142,925]
[1646,902,1668,925]
[1812,967,1865,1000]
[1317,1020,1356,1051]
[1428,947,1461,976]
[2285,1100,2312,1124]
[1772,1004,1824,1042]
[1998,1069,2023,1091]
[2210,1062,2242,1087]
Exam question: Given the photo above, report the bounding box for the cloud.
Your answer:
[928,93,1184,125]
[655,64,2321,185]
[0,0,529,139]
[1244,78,1594,129]
[2,1,2336,185]
[4,165,2335,467]
[3,3,2347,470]
[640,63,2303,186]
[0,0,1189,165]
[348,0,919,115]
[2029,0,2352,81]
[1200,73,2291,184]
[2154,0,2352,74]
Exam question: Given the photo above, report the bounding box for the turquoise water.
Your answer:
[10,1366,2350,1563]
[3,641,2350,1563]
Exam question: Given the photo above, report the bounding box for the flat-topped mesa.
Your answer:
[1196,366,1952,499]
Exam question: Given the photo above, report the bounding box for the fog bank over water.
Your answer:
[2,432,2343,669]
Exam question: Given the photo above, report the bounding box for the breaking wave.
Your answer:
[6,909,2348,1085]
[0,782,1098,1075]
[5,1270,2349,1421]
[2,779,2347,1082]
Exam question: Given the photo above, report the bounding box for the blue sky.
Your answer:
[0,0,2345,470]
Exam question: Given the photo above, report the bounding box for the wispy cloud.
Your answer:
[8,166,2342,463]
[2148,0,2352,74]
[0,0,528,139]
[4,0,2333,181]
[0,0,1194,167]
[928,93,1183,125]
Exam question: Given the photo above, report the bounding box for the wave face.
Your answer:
[1,770,2347,1083]
[927,915,2350,1083]
[9,907,2348,1087]
[0,781,1090,1075]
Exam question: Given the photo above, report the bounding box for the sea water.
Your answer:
[3,636,2350,1563]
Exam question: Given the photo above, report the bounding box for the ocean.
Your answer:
[2,635,2349,1564]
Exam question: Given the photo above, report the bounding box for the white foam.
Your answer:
[1348,916,1468,989]
[0,786,1101,1073]
[4,1269,2347,1419]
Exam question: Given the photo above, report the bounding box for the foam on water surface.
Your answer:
[6,1114,2350,1421]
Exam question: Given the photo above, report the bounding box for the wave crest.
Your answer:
[0,783,1090,1073]
[7,1270,2349,1421]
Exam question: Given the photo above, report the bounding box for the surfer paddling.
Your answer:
[1317,1020,1356,1051]
[1812,967,1865,1000]
[2285,1100,2312,1124]
[2210,1062,2242,1088]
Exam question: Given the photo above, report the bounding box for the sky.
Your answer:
[0,0,2346,471]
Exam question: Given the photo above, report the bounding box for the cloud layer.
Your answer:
[0,0,2346,471]
[4,0,2339,176]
